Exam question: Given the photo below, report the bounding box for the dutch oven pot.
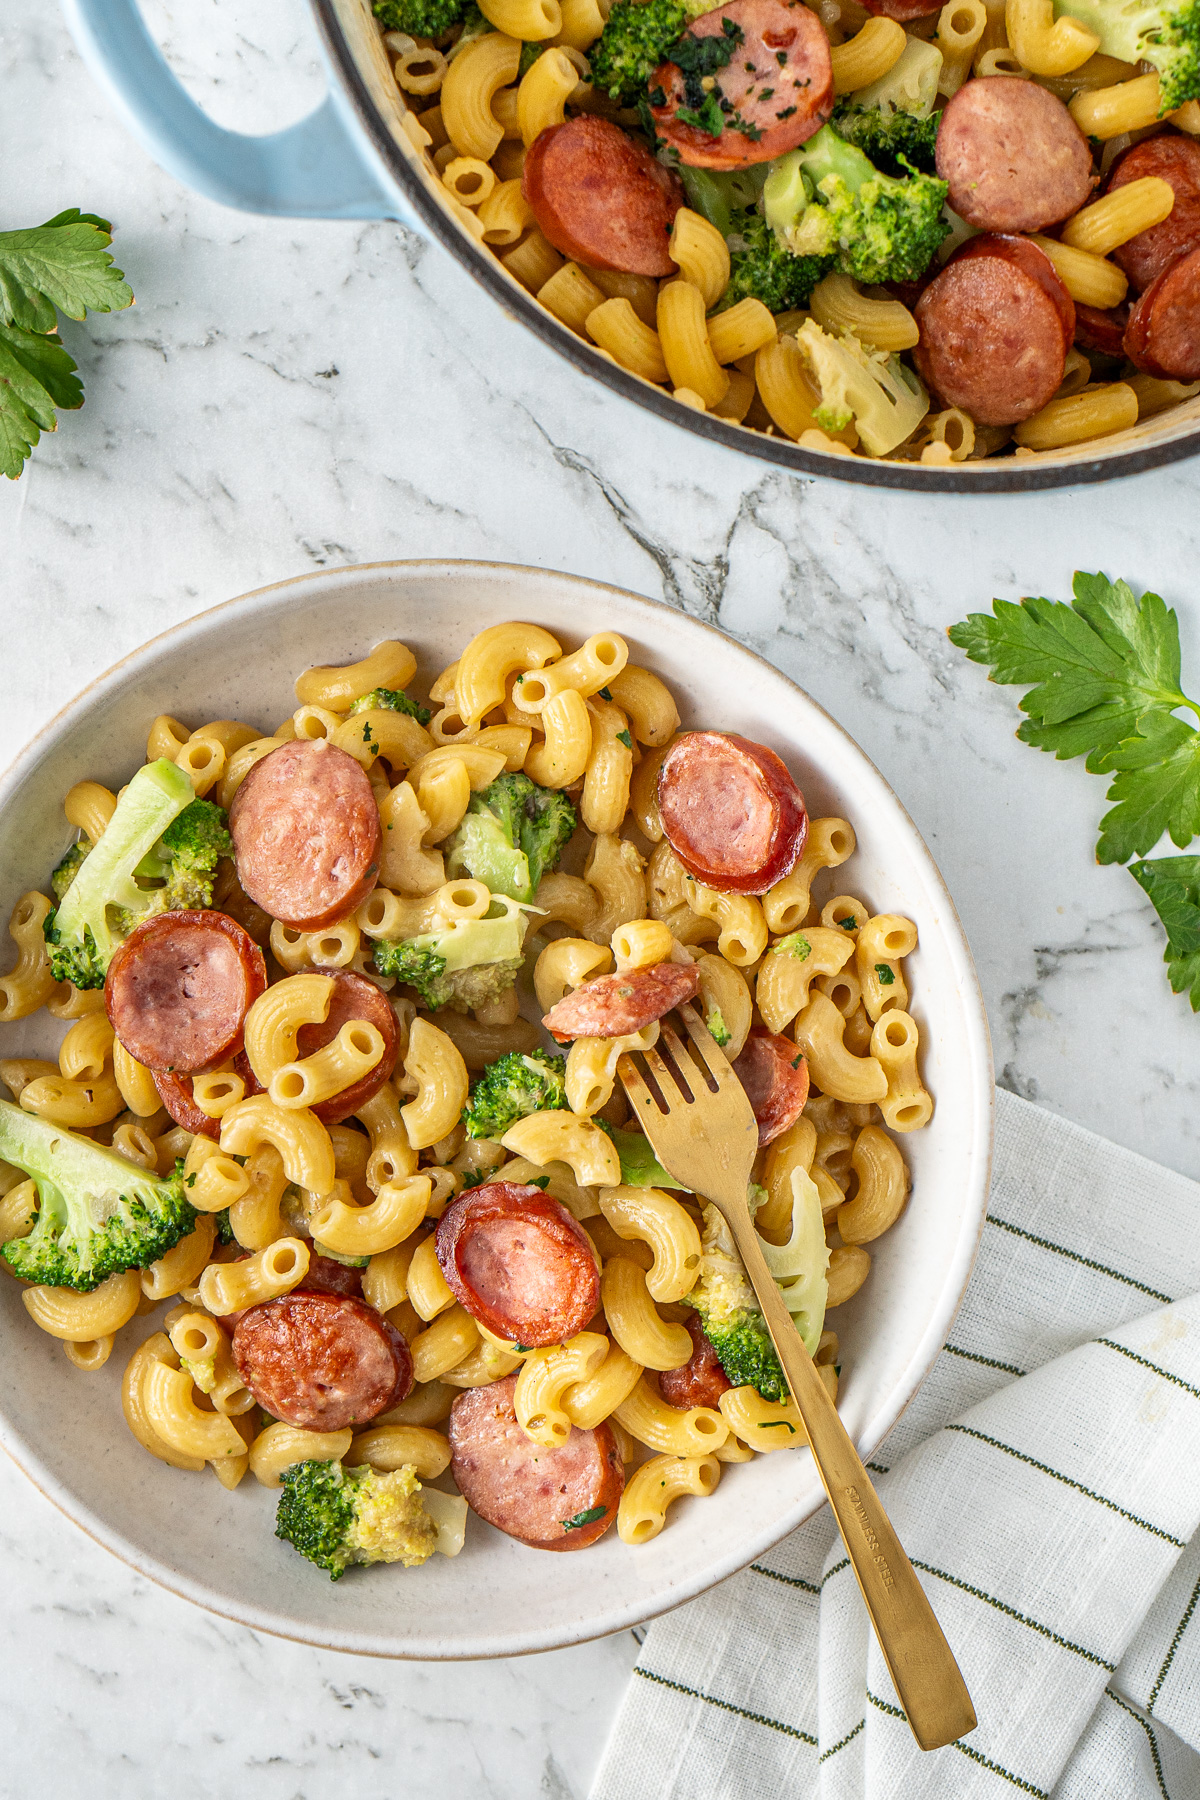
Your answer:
[62,0,1200,490]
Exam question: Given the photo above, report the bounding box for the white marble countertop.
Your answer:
[2,0,1199,1792]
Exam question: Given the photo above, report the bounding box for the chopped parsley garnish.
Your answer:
[562,1505,607,1530]
[839,916,857,931]
[677,90,728,136]
[875,963,895,985]
[617,728,633,748]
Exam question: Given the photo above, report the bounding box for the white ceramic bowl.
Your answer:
[0,561,993,1658]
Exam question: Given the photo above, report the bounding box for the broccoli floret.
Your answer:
[372,0,465,36]
[589,0,690,103]
[347,687,432,726]
[766,123,950,289]
[462,1048,568,1139]
[374,900,530,1012]
[445,2,493,56]
[699,1304,789,1400]
[51,841,90,901]
[43,758,199,988]
[276,1459,438,1579]
[214,1206,236,1246]
[686,1197,788,1398]
[518,39,544,76]
[181,1351,217,1394]
[0,1101,197,1291]
[704,1004,731,1047]
[684,1188,825,1402]
[444,772,576,903]
[1055,0,1200,109]
[829,36,943,174]
[721,208,830,313]
[794,316,929,457]
[829,103,939,177]
[128,799,233,919]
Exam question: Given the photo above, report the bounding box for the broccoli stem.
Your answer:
[49,758,195,976]
[797,125,877,199]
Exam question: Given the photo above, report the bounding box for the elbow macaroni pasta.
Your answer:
[5,619,936,1563]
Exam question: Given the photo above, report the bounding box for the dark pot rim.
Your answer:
[312,0,1200,494]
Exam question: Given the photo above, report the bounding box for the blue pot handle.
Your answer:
[61,0,415,223]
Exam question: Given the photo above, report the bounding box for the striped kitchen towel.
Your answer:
[590,1088,1200,1800]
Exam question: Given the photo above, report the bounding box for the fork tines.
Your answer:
[620,1004,730,1114]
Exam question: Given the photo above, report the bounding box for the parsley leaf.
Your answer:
[948,572,1192,769]
[562,1504,607,1530]
[949,572,1200,865]
[1130,856,1200,1010]
[0,210,134,479]
[874,963,894,985]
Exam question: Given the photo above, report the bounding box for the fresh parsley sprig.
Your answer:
[949,572,1200,1011]
[0,209,134,480]
[1129,858,1200,1010]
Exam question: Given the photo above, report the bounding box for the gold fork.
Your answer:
[618,1001,977,1754]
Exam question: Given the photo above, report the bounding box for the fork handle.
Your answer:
[721,1206,977,1752]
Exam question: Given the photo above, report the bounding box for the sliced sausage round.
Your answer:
[1108,135,1200,293]
[105,909,267,1074]
[541,960,700,1043]
[649,0,833,171]
[733,1028,810,1146]
[228,739,381,932]
[151,1067,220,1140]
[913,235,1075,426]
[935,79,1094,234]
[296,1252,365,1300]
[436,1182,601,1348]
[521,117,683,276]
[233,1292,411,1430]
[660,1314,732,1409]
[658,731,808,896]
[449,1373,624,1550]
[1075,301,1129,358]
[861,0,941,18]
[293,969,399,1125]
[1124,244,1200,379]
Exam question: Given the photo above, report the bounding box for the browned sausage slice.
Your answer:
[233,1292,412,1430]
[861,0,941,18]
[229,739,381,932]
[913,235,1075,426]
[1074,301,1129,357]
[297,1252,365,1300]
[152,1067,220,1140]
[105,909,267,1073]
[658,730,808,896]
[650,0,833,171]
[936,80,1094,233]
[521,117,683,276]
[541,961,700,1042]
[660,1314,732,1409]
[732,1028,809,1146]
[1124,244,1200,379]
[437,1182,602,1347]
[294,969,399,1125]
[449,1374,624,1550]
[1108,135,1200,293]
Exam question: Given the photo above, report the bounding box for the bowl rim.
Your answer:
[309,0,1200,495]
[0,559,995,1657]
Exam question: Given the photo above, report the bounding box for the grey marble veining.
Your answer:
[2,0,1200,1792]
